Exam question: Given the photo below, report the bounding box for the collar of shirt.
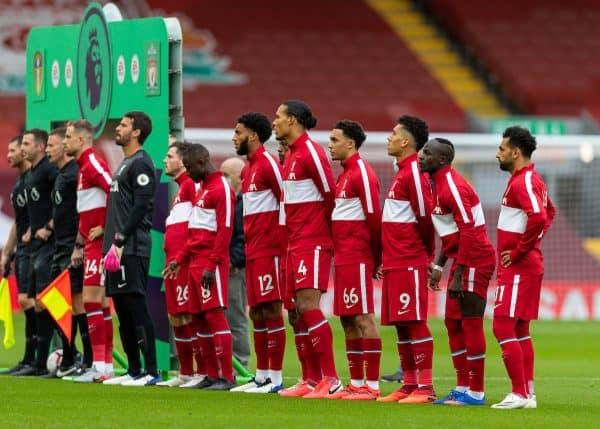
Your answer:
[248,144,266,163]
[341,152,361,170]
[289,132,310,150]
[431,164,452,183]
[396,152,419,171]
[510,163,535,181]
[175,170,190,186]
[203,170,223,186]
[77,147,94,168]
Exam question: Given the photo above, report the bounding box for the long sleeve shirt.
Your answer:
[77,147,111,244]
[164,172,195,259]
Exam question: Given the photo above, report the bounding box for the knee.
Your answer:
[287,309,299,326]
[261,302,282,320]
[355,314,378,338]
[249,307,262,323]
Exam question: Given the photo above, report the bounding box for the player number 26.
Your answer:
[176,285,189,305]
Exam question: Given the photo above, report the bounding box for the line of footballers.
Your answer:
[1,100,554,409]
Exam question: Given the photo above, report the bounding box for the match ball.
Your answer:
[46,349,63,375]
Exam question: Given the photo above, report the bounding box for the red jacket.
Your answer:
[76,148,111,244]
[382,153,434,270]
[282,132,335,251]
[164,172,196,258]
[430,165,495,267]
[175,171,235,272]
[242,145,284,260]
[331,153,382,266]
[497,164,555,276]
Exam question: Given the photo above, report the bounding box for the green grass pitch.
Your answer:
[1,314,599,429]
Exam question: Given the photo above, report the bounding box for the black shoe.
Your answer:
[381,369,403,383]
[203,377,237,391]
[194,376,217,389]
[0,361,26,375]
[12,364,38,376]
[37,369,55,379]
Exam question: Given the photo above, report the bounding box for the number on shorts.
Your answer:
[343,288,359,306]
[258,274,274,295]
[85,258,98,275]
[176,285,189,305]
[495,285,505,304]
[399,293,410,310]
[298,260,307,277]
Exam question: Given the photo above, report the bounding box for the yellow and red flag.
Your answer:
[0,277,15,349]
[37,269,72,343]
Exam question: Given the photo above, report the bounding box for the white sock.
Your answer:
[255,369,269,383]
[467,390,485,400]
[528,380,535,395]
[350,379,364,388]
[105,363,114,374]
[93,361,105,373]
[366,380,379,390]
[269,370,283,386]
[455,385,468,393]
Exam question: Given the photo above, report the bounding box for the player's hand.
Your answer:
[22,228,31,244]
[88,225,104,241]
[448,273,464,299]
[427,270,442,291]
[201,269,216,290]
[501,250,512,268]
[35,227,52,242]
[373,265,383,280]
[0,253,8,276]
[70,247,84,268]
[162,260,180,279]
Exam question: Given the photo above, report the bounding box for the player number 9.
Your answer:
[399,293,410,310]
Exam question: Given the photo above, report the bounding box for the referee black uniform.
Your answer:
[103,148,159,378]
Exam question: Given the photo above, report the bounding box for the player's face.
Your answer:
[63,126,80,157]
[46,134,64,165]
[183,154,205,183]
[277,139,288,164]
[163,146,184,177]
[272,105,291,140]
[232,123,251,156]
[21,133,40,162]
[497,138,515,172]
[7,141,24,168]
[115,117,134,146]
[387,124,407,157]
[418,142,438,174]
[328,129,352,162]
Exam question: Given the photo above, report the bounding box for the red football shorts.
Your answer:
[445,261,495,319]
[381,267,428,325]
[333,262,374,317]
[289,245,332,293]
[246,255,283,307]
[493,271,543,320]
[164,262,190,314]
[83,241,103,287]
[187,258,228,314]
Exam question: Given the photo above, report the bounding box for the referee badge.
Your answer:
[137,173,150,186]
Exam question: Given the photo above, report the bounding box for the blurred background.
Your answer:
[1,0,599,319]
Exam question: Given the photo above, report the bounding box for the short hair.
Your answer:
[283,99,317,129]
[23,128,49,146]
[67,119,94,141]
[49,126,66,139]
[432,137,455,163]
[169,141,191,157]
[503,126,537,158]
[124,111,152,144]
[9,135,22,145]
[397,115,429,151]
[237,112,272,143]
[183,142,210,161]
[334,119,366,149]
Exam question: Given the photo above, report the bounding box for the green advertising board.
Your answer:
[26,3,182,372]
[490,117,567,135]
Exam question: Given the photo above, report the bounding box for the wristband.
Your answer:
[74,242,84,249]
[114,232,126,248]
[432,264,444,272]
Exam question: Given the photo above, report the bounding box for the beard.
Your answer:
[116,132,130,146]
[236,137,249,156]
[498,159,510,171]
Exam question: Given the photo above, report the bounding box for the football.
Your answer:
[46,349,63,376]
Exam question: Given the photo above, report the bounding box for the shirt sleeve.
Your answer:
[207,181,235,272]
[88,157,112,194]
[120,158,156,240]
[302,146,336,219]
[356,164,382,266]
[445,181,477,266]
[407,171,435,261]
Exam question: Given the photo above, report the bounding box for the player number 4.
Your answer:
[297,260,307,277]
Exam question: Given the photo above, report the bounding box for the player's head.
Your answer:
[64,119,94,159]
[387,115,429,160]
[164,141,190,178]
[328,119,366,162]
[220,157,245,192]
[21,128,49,164]
[233,112,272,156]
[169,133,177,145]
[7,135,25,169]
[418,138,455,175]
[182,143,212,183]
[47,127,67,165]
[276,137,288,164]
[272,99,317,141]
[117,111,152,146]
[497,126,537,172]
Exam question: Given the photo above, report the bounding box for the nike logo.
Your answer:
[117,282,126,288]
[84,273,96,280]
[345,303,357,309]
[494,303,502,309]
[202,295,211,303]
[295,277,306,284]
[397,309,410,316]
[260,290,272,297]
[329,383,342,394]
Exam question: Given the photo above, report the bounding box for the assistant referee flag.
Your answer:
[37,269,72,344]
[0,277,15,349]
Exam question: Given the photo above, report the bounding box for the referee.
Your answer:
[101,111,160,386]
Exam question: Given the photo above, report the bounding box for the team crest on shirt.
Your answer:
[53,190,63,205]
[196,190,209,207]
[16,191,27,207]
[137,173,150,186]
[31,187,40,201]
[288,161,297,180]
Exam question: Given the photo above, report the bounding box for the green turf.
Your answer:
[1,315,599,428]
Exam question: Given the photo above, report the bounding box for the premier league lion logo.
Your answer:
[86,29,102,110]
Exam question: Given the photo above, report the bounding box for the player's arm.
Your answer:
[114,160,155,247]
[357,166,382,267]
[505,181,547,266]
[543,192,556,235]
[303,147,336,218]
[88,158,112,239]
[71,232,85,268]
[207,185,235,273]
[408,173,435,261]
[428,252,448,291]
[0,223,17,273]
